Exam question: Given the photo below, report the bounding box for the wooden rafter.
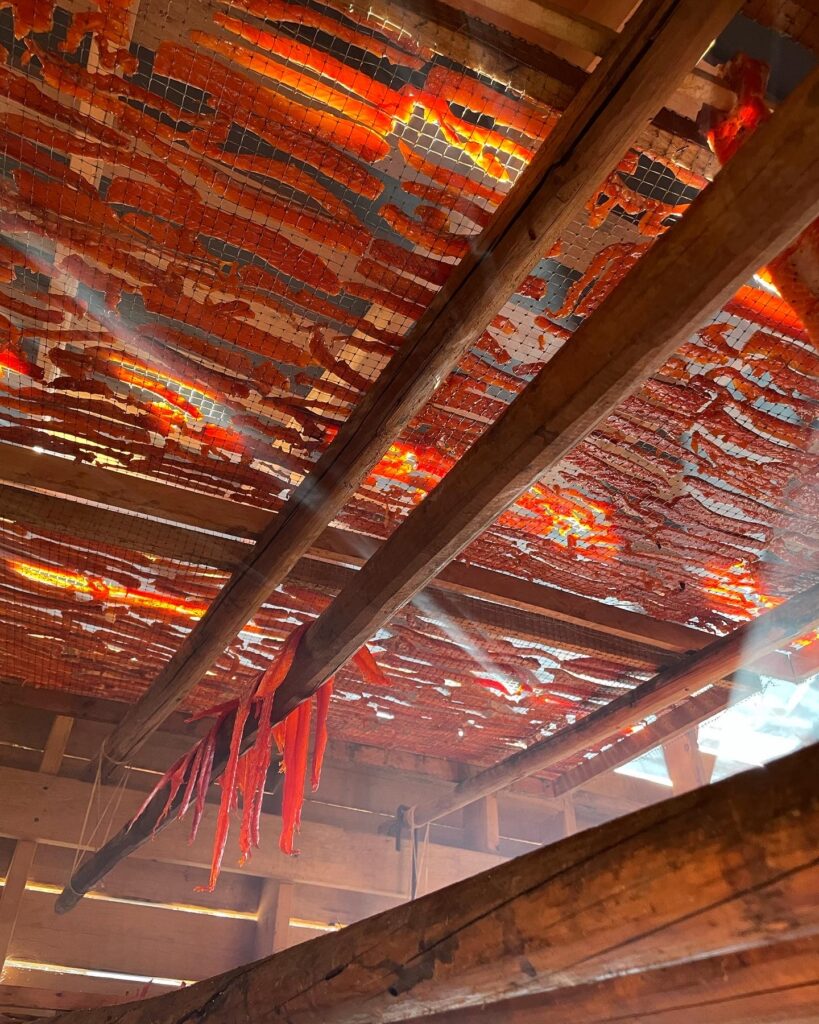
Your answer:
[88,0,745,778]
[0,469,800,677]
[244,63,819,721]
[405,584,818,827]
[548,681,737,797]
[0,477,683,669]
[48,743,819,1024]
[0,447,729,657]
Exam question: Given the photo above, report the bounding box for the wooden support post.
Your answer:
[406,587,818,828]
[560,795,578,838]
[89,0,745,779]
[46,743,819,1024]
[0,715,72,974]
[255,882,294,959]
[662,728,707,794]
[463,796,501,854]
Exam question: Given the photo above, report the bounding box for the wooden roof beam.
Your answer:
[388,0,618,58]
[0,449,731,657]
[400,936,819,1024]
[91,0,745,778]
[405,583,818,827]
[0,764,501,904]
[53,59,819,912]
[253,64,819,727]
[49,742,819,1024]
[548,681,736,798]
[0,456,801,679]
[0,479,689,668]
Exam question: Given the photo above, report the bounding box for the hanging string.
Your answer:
[67,745,132,893]
[405,805,419,900]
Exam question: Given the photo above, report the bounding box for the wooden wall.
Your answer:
[0,696,666,1012]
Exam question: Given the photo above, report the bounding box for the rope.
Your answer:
[404,805,432,900]
[69,753,102,880]
[67,748,132,891]
[415,823,431,898]
[99,740,131,768]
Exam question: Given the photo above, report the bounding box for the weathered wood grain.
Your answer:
[92,0,744,777]
[48,742,819,1024]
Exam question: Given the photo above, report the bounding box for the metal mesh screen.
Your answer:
[0,0,816,771]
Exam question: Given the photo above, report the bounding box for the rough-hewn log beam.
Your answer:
[0,452,725,659]
[406,585,818,826]
[50,743,819,1024]
[90,0,744,777]
[256,65,819,721]
[408,936,819,1024]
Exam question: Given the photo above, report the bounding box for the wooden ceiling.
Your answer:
[0,0,817,1016]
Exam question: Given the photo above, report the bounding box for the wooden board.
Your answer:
[44,742,819,1024]
[0,766,503,901]
[0,700,665,851]
[10,891,254,984]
